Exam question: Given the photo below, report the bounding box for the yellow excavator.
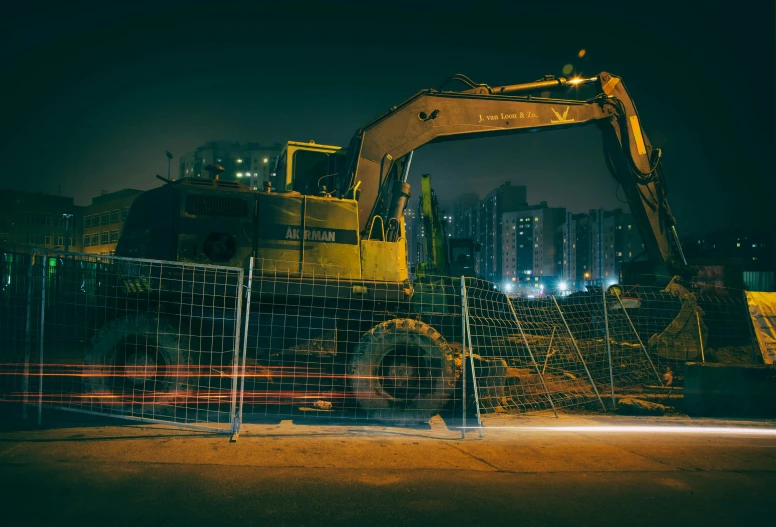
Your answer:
[104,72,692,423]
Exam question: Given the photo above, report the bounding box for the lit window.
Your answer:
[236,173,243,178]
[627,225,632,230]
[237,159,243,163]
[534,217,539,221]
[752,244,757,248]
[736,243,740,248]
[617,251,622,256]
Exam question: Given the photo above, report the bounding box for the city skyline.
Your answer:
[2,2,773,237]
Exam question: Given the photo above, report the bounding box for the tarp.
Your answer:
[745,291,776,364]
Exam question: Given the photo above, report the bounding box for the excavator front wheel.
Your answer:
[349,318,457,425]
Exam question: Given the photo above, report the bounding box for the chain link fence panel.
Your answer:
[240,258,466,426]
[10,252,245,433]
[0,252,44,420]
[463,279,602,415]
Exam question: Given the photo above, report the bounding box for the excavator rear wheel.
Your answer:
[349,318,457,425]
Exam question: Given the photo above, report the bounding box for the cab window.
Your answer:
[292,150,335,195]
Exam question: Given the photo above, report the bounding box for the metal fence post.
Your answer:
[38,253,46,425]
[22,259,33,419]
[552,295,606,411]
[236,258,254,440]
[602,286,615,409]
[613,289,662,384]
[541,327,556,376]
[460,276,467,439]
[744,291,760,363]
[507,297,558,417]
[462,279,482,438]
[229,268,245,441]
[696,310,705,362]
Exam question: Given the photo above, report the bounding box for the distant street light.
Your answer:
[164,150,173,181]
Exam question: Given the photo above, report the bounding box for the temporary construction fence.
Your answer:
[0,252,43,421]
[0,250,761,435]
[239,257,465,426]
[0,251,245,433]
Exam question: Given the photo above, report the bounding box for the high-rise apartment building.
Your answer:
[589,209,643,286]
[480,182,527,281]
[501,202,565,291]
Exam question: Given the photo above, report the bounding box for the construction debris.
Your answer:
[616,397,667,416]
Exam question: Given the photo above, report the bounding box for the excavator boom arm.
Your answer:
[342,72,685,276]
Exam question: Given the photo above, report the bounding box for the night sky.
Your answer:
[3,1,773,236]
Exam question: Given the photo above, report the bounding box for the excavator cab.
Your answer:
[274,141,346,195]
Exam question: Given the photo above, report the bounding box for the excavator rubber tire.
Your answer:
[86,313,191,417]
[350,318,457,426]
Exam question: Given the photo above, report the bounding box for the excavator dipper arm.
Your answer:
[340,72,687,277]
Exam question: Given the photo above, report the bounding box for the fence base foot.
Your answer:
[230,431,240,442]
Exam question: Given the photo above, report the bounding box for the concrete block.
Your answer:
[684,363,776,417]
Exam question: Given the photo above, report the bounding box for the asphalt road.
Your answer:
[1,411,775,526]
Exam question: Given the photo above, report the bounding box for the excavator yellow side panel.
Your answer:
[254,192,362,279]
[360,217,408,282]
[360,239,408,282]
